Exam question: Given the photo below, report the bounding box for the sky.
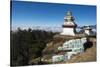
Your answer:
[11,0,96,30]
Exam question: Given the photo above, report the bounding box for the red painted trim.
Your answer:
[62,25,77,28]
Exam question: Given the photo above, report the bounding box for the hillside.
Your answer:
[42,35,96,64]
[65,38,96,63]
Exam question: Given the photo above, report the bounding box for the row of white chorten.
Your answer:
[60,11,94,36]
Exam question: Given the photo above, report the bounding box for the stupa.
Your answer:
[60,11,77,36]
[84,26,94,35]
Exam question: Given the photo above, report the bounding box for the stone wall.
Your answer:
[52,37,87,62]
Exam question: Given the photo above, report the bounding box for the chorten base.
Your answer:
[60,28,76,36]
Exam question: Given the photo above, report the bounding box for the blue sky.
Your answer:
[11,1,96,29]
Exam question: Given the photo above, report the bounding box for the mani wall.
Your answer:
[52,37,87,63]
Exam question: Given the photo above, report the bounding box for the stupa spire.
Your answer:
[60,10,77,36]
[66,10,72,16]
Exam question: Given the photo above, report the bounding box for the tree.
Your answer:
[11,28,55,66]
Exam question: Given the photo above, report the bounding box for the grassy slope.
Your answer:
[64,38,96,63]
[42,36,96,64]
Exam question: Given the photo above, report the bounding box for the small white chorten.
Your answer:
[84,26,93,35]
[60,11,77,36]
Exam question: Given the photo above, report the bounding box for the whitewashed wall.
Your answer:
[52,55,64,63]
[53,37,87,62]
[60,28,75,36]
